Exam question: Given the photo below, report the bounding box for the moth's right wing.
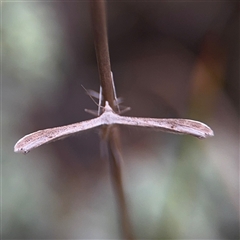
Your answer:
[114,116,214,139]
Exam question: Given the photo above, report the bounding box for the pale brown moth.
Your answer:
[14,101,214,154]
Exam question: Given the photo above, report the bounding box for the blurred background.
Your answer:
[2,1,239,239]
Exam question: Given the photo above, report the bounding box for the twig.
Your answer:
[90,0,115,108]
[90,1,134,239]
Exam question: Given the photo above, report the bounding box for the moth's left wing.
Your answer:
[14,117,103,154]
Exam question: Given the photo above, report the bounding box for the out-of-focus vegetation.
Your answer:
[3,2,239,239]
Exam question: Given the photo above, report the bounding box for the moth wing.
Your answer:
[115,116,214,139]
[14,117,102,154]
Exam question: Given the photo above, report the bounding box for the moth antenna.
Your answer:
[111,71,120,113]
[98,86,103,116]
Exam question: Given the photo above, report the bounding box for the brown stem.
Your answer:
[90,0,115,108]
[108,127,134,239]
[90,1,134,239]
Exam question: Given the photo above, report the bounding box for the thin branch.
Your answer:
[90,1,134,239]
[108,127,134,239]
[90,1,115,109]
